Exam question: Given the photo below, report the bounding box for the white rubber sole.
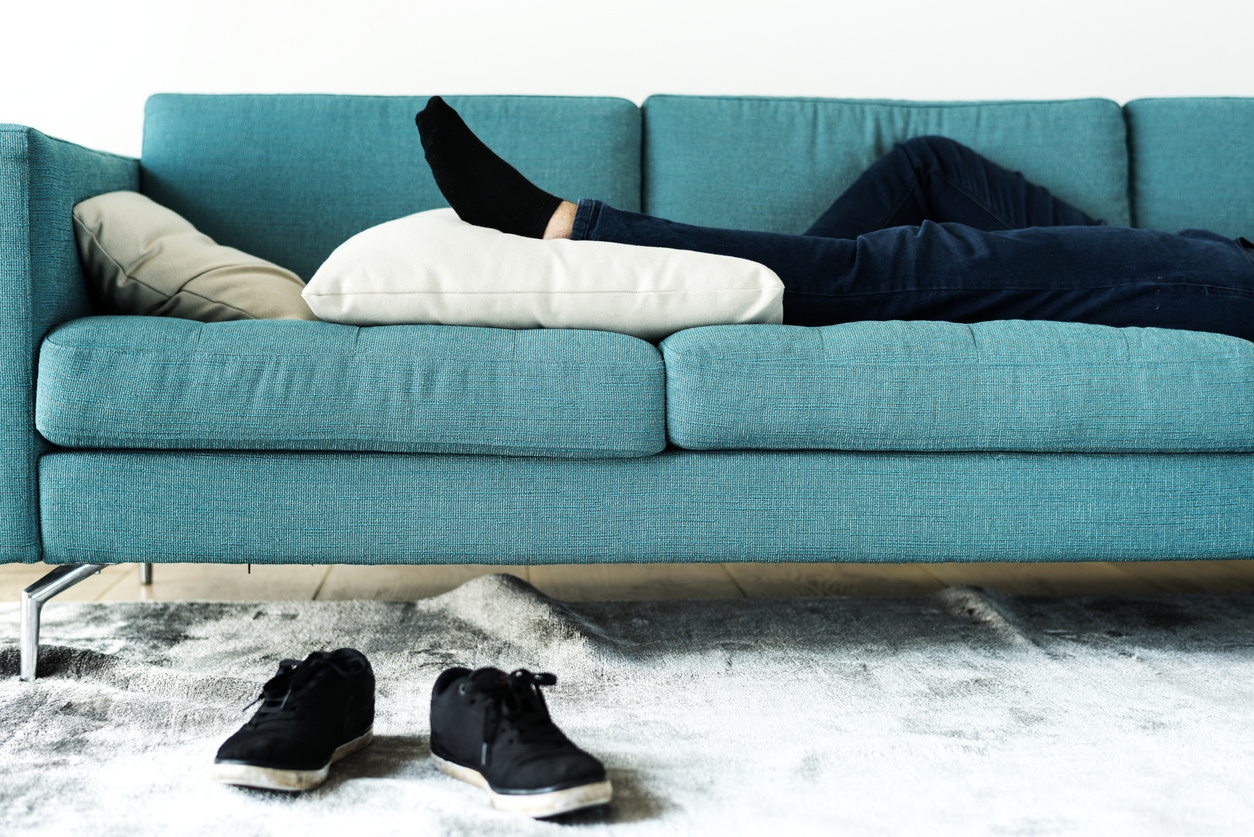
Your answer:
[432,752,613,817]
[210,728,374,791]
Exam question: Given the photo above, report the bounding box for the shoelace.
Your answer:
[241,652,358,723]
[461,669,564,767]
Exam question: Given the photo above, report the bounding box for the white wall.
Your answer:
[4,0,1252,158]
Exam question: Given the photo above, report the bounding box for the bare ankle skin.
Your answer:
[543,201,577,240]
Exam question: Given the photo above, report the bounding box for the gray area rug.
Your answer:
[2,574,1253,836]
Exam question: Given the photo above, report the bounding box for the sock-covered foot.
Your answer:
[416,96,563,239]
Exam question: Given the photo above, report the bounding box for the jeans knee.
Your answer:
[898,135,964,164]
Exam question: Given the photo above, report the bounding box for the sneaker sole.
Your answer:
[210,728,374,791]
[431,752,612,817]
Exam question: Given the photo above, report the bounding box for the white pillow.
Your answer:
[303,208,784,341]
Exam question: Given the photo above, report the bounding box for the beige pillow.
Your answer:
[303,208,784,342]
[72,191,317,321]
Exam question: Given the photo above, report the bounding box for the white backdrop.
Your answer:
[4,0,1252,158]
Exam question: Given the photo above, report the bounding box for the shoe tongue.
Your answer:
[263,652,329,696]
[328,648,362,662]
[469,667,507,684]
[262,659,301,690]
[326,648,366,674]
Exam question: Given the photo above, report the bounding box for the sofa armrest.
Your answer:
[0,125,138,562]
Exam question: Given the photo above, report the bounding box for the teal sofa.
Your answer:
[5,94,1254,680]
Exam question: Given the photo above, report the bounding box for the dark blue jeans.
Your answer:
[570,136,1254,342]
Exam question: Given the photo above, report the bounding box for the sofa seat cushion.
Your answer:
[37,316,666,458]
[662,320,1254,453]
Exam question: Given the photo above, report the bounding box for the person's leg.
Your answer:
[803,136,1103,239]
[415,96,1254,342]
[572,200,1254,342]
[416,96,563,239]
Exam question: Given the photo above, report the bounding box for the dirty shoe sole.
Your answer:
[210,728,373,791]
[432,752,612,817]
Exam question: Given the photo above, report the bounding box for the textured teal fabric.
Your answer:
[37,316,665,458]
[662,321,1254,453]
[0,126,137,563]
[1125,98,1254,237]
[40,449,1254,564]
[141,94,641,282]
[14,97,1254,573]
[643,96,1131,233]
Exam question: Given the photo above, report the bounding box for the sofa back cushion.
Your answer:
[643,96,1130,233]
[1125,97,1254,238]
[141,94,642,281]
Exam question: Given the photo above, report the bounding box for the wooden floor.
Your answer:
[5,559,1254,604]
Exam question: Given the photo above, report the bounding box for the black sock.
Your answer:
[415,96,564,239]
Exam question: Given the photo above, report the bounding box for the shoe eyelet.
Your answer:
[458,683,467,695]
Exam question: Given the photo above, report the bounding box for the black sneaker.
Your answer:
[211,648,375,791]
[430,667,612,817]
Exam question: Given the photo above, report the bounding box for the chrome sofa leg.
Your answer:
[139,563,152,585]
[20,563,108,682]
